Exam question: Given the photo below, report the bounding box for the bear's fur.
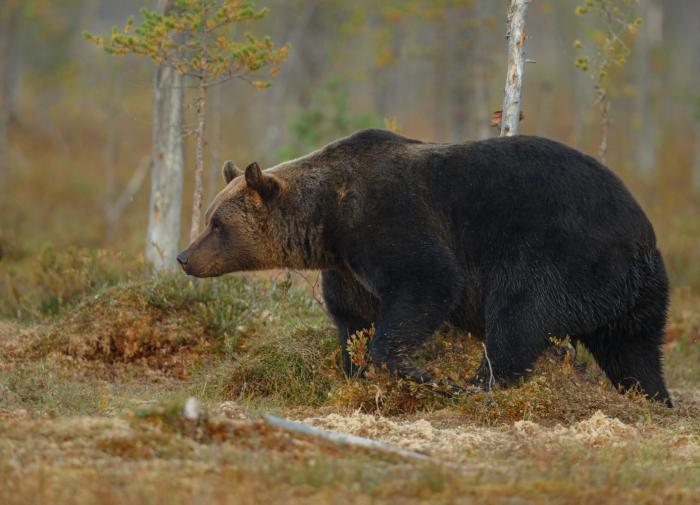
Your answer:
[179,129,672,406]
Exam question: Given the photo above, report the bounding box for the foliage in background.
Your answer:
[573,0,642,162]
[1,246,147,320]
[84,0,287,87]
[85,0,288,242]
[277,79,380,161]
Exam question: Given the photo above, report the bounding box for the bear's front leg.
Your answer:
[322,270,377,377]
[369,279,460,388]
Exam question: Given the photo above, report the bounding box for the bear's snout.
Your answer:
[176,250,189,271]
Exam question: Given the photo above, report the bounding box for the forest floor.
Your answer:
[1,267,700,504]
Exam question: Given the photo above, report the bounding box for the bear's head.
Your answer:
[177,160,286,277]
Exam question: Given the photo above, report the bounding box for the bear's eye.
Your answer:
[211,219,222,232]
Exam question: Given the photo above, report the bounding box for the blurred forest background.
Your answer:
[3,4,700,501]
[1,0,699,301]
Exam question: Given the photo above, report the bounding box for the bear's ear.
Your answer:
[245,162,281,200]
[222,160,243,184]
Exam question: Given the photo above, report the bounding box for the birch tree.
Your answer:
[499,0,530,137]
[145,0,185,270]
[573,0,641,164]
[86,0,288,247]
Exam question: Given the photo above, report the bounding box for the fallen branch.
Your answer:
[263,414,430,462]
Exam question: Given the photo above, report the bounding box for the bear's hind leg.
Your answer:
[587,336,671,406]
[370,276,463,389]
[471,305,550,390]
[582,259,672,406]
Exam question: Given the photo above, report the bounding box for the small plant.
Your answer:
[346,324,375,372]
[573,0,641,162]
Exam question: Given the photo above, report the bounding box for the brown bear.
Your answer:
[177,129,672,405]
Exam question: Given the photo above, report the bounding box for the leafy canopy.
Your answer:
[85,0,288,88]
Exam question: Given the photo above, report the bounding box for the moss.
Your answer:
[226,325,340,406]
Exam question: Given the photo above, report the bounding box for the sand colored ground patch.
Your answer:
[299,410,693,463]
[513,410,638,448]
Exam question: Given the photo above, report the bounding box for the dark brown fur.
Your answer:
[179,129,672,405]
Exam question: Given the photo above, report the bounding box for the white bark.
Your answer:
[500,0,530,137]
[146,0,185,271]
[189,78,207,243]
[263,415,430,462]
[207,83,222,201]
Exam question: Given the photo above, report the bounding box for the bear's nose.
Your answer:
[176,251,189,269]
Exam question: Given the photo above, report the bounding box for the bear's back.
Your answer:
[326,130,656,253]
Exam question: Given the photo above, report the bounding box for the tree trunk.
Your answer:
[207,82,222,201]
[189,78,207,243]
[472,0,492,140]
[0,2,21,188]
[145,0,185,271]
[635,0,656,177]
[500,0,530,137]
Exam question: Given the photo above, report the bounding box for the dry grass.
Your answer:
[1,258,700,503]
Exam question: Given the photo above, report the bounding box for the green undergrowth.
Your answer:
[0,245,148,320]
[0,247,699,428]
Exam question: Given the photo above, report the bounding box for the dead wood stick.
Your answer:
[263,415,430,462]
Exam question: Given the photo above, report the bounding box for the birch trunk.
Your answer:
[189,78,207,243]
[500,0,530,137]
[145,0,185,271]
[207,83,222,201]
